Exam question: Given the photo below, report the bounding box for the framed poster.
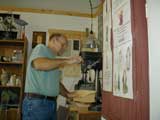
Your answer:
[32,31,46,48]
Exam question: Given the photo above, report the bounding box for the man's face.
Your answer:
[57,38,68,56]
[49,37,68,55]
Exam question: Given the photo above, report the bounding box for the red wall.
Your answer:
[102,0,149,120]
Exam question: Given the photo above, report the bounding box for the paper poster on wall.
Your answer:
[112,0,132,47]
[112,0,133,99]
[113,42,133,98]
[63,64,81,77]
[103,42,112,91]
[61,39,81,77]
[102,0,113,91]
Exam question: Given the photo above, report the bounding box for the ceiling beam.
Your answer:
[0,3,103,18]
[94,2,103,17]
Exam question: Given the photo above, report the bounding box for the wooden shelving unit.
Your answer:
[0,85,21,88]
[0,62,23,65]
[0,38,28,120]
[0,39,25,46]
[0,39,24,42]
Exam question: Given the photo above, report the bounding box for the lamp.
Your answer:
[83,0,99,51]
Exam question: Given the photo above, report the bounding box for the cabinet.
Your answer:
[0,39,27,120]
[68,110,101,120]
[68,103,101,120]
[78,111,101,120]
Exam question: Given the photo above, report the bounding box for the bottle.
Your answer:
[10,74,17,86]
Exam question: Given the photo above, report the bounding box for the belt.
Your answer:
[25,93,57,101]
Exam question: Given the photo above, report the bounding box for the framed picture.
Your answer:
[0,13,20,39]
[32,31,46,48]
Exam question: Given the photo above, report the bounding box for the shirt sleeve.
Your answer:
[29,44,48,62]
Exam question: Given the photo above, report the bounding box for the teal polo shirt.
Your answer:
[25,44,61,97]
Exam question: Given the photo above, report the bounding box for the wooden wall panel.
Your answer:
[102,0,149,120]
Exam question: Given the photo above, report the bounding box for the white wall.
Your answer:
[0,10,98,56]
[20,12,97,56]
[147,0,160,120]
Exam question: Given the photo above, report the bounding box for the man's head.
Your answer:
[48,33,68,55]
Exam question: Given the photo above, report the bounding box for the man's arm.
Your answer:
[32,56,82,71]
[60,82,69,98]
[60,82,78,98]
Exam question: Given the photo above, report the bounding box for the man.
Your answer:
[22,33,82,120]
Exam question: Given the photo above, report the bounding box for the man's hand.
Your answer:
[66,91,78,100]
[67,56,83,64]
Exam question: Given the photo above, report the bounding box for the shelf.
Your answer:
[0,37,27,120]
[0,61,23,65]
[0,39,25,46]
[0,85,21,88]
[0,103,19,110]
[0,39,24,43]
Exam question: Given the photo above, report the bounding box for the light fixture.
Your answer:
[82,0,99,52]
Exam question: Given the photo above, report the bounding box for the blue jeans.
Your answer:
[22,96,57,120]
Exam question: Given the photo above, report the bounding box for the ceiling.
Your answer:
[0,0,102,16]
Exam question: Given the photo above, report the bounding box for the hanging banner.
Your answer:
[102,0,113,92]
[112,0,133,99]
